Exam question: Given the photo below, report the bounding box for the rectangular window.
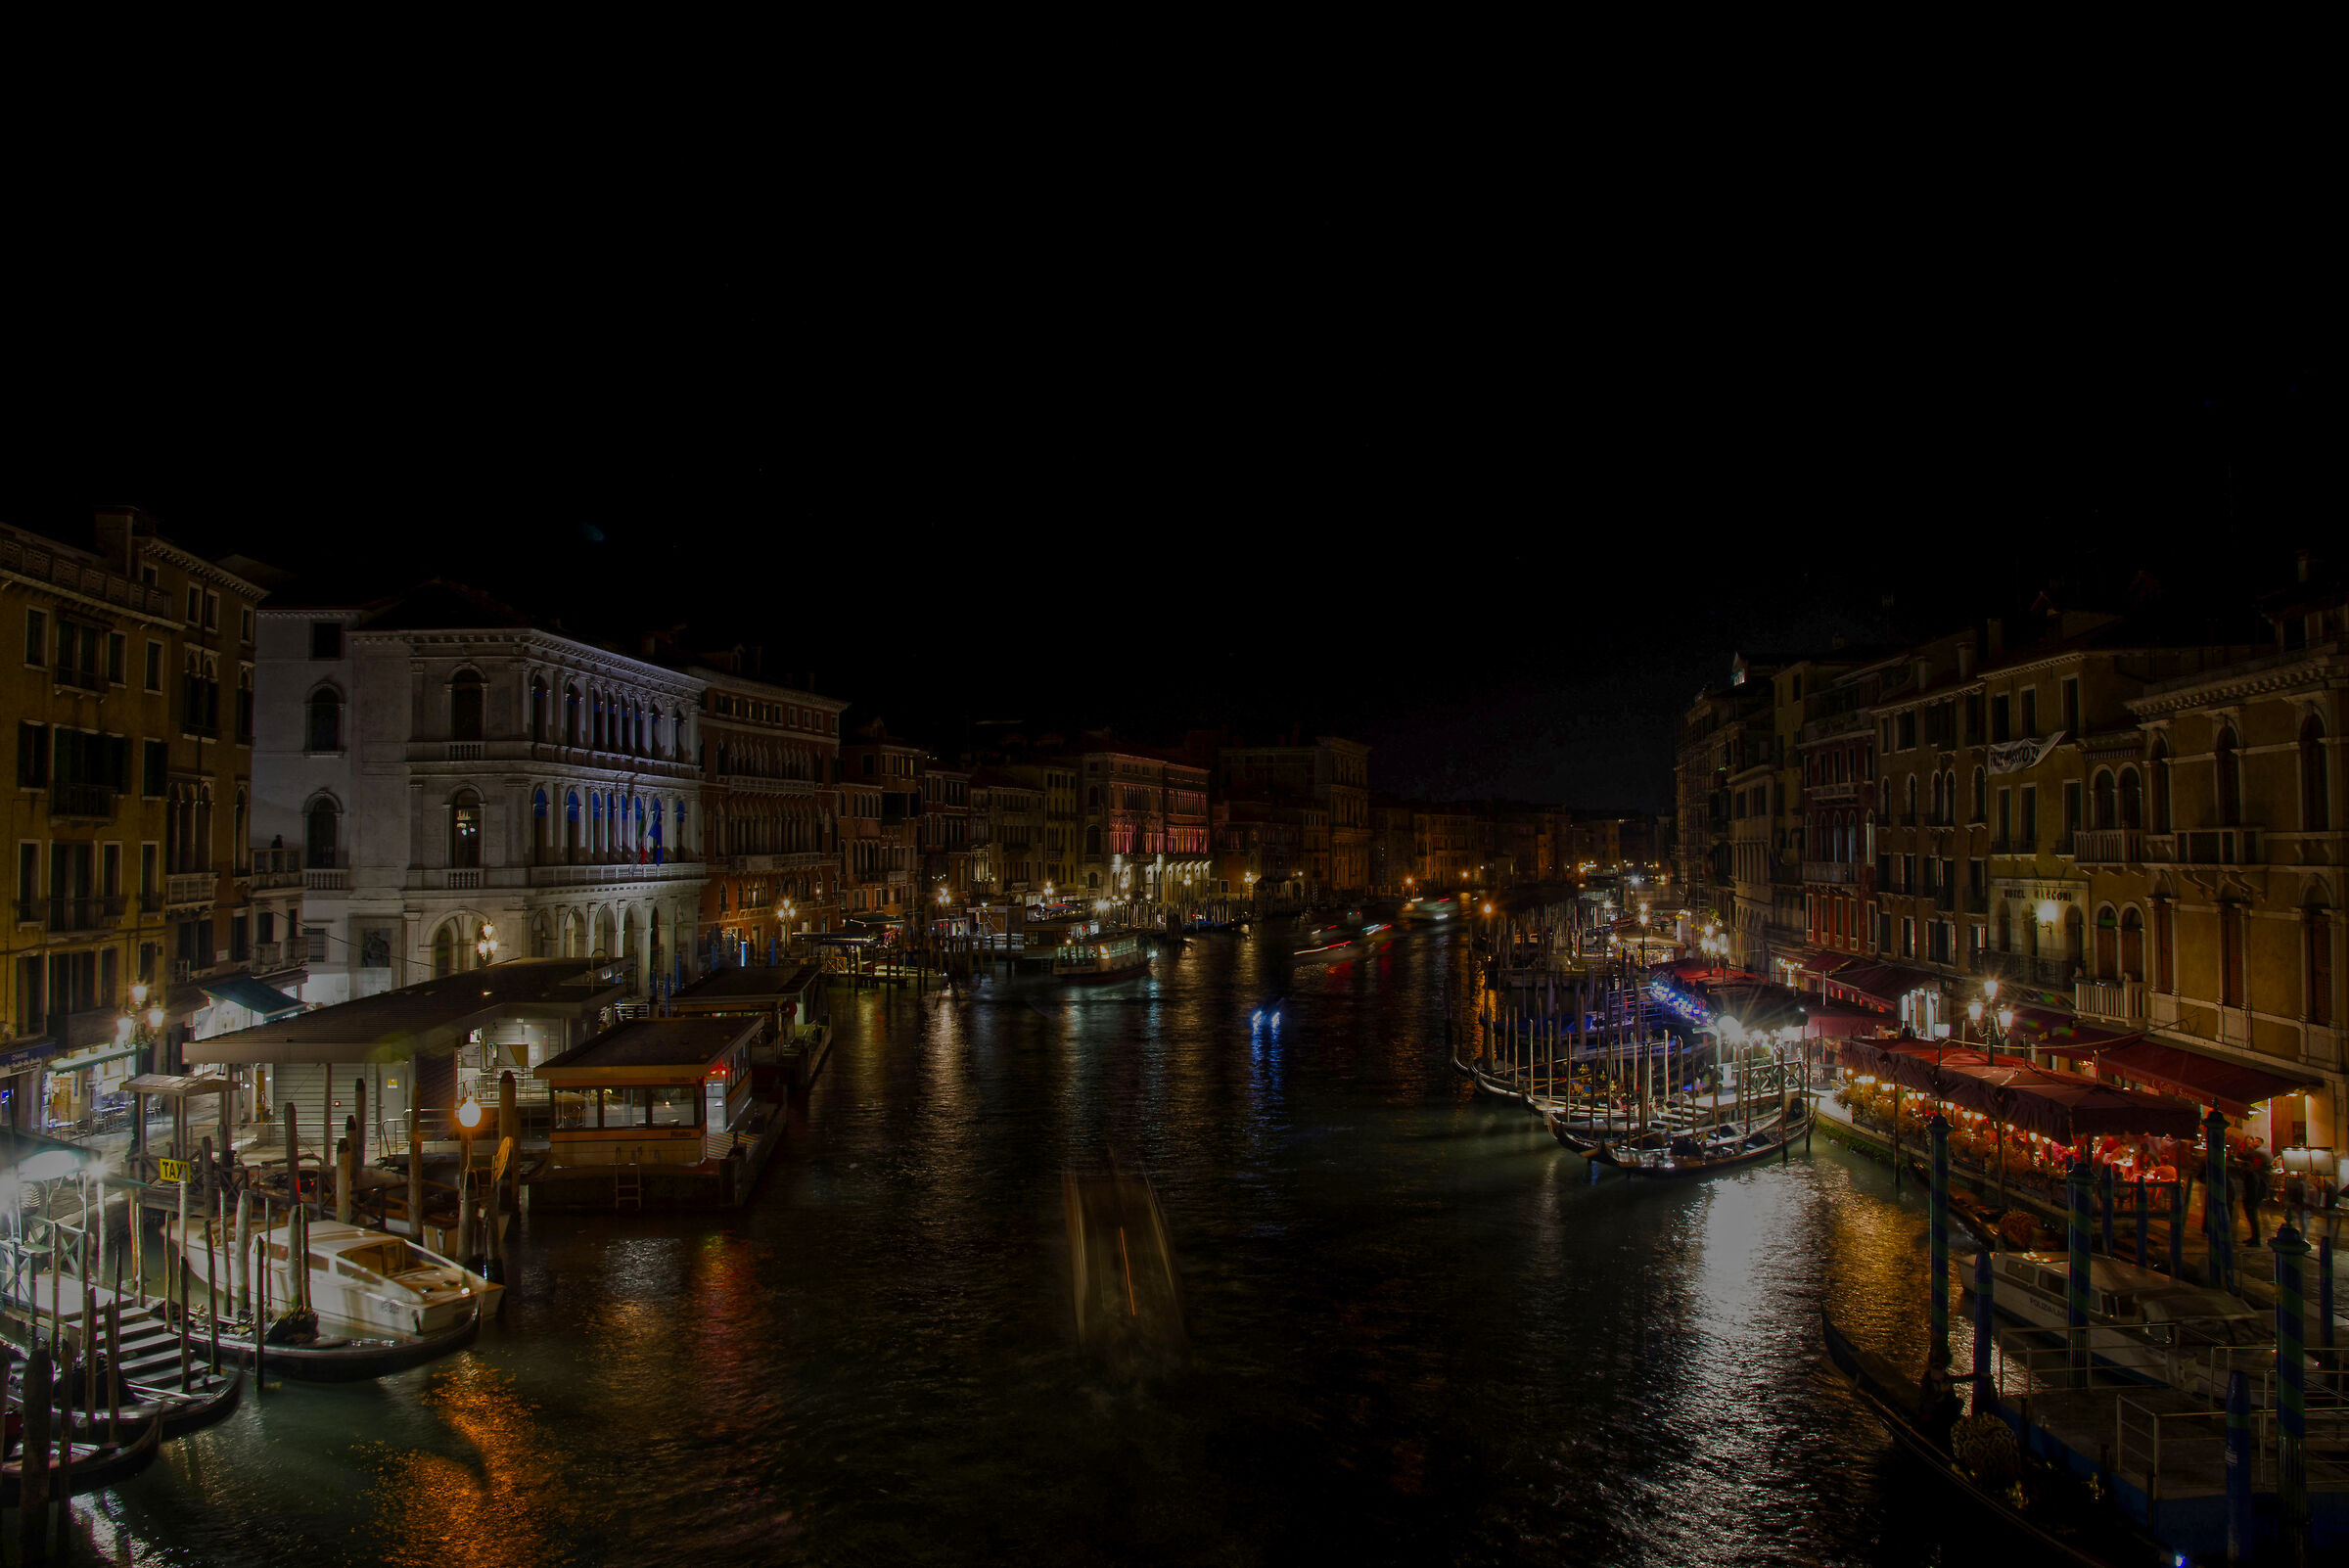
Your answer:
[17,722,49,787]
[107,632,125,684]
[304,925,329,963]
[1998,789,2011,846]
[240,608,254,644]
[140,843,158,898]
[204,592,218,630]
[2309,915,2333,1028]
[1901,916,1915,957]
[187,587,202,623]
[2021,688,2039,738]
[2060,676,2080,736]
[1991,694,2010,744]
[1969,924,1987,964]
[1898,712,1917,752]
[229,914,251,962]
[99,945,118,1010]
[310,621,342,659]
[1964,693,1983,744]
[2221,905,2246,1008]
[143,739,167,798]
[2063,781,2083,839]
[144,640,162,692]
[17,843,37,910]
[101,842,120,898]
[1902,853,1916,892]
[138,942,158,985]
[24,609,47,667]
[2021,786,2038,845]
[14,955,41,1035]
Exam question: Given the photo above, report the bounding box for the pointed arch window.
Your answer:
[2302,715,2329,831]
[307,687,343,752]
[305,796,340,869]
[2118,767,2142,830]
[2215,725,2242,826]
[451,790,483,869]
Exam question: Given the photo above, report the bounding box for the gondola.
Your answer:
[1819,1312,2144,1568]
[6,1359,244,1443]
[1589,1106,1810,1178]
[0,1411,162,1504]
[217,1300,482,1382]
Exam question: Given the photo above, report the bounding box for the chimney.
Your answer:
[1957,643,1974,679]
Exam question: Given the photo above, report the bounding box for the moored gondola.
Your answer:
[0,1411,162,1504]
[1819,1311,2145,1568]
[1590,1106,1810,1178]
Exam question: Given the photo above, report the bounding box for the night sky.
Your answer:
[7,256,2328,813]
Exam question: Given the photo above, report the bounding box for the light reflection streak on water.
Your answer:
[71,920,2032,1568]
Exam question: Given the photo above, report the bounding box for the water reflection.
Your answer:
[70,921,2023,1566]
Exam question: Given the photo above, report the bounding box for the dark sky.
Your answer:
[5,227,2328,813]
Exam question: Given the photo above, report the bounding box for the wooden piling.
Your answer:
[253,1194,267,1391]
[80,1233,96,1430]
[407,1106,425,1244]
[209,1188,223,1372]
[106,1299,119,1445]
[234,1188,252,1319]
[498,1070,519,1211]
[351,1075,367,1169]
[20,1342,51,1565]
[336,1133,352,1224]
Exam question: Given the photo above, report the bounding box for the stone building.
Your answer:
[253,580,707,1009]
[693,660,844,966]
[4,509,291,1128]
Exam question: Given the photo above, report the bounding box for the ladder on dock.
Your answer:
[614,1154,643,1212]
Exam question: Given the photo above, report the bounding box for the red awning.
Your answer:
[2089,1038,2319,1121]
[1846,1038,2203,1141]
[1803,1002,1894,1038]
[1824,960,1943,1009]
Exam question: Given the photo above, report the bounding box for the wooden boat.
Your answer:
[1820,1312,2137,1567]
[1291,923,1357,962]
[6,1331,245,1443]
[1590,1106,1810,1178]
[0,1411,162,1504]
[1051,929,1149,983]
[168,1215,502,1335]
[1954,1247,2275,1401]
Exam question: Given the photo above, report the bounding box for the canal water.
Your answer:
[79,923,2029,1567]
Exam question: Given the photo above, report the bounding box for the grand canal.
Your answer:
[80,921,2022,1566]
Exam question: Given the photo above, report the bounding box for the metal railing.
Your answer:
[2076,978,2145,1022]
[2072,827,2141,865]
[49,783,115,818]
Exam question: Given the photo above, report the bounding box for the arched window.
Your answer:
[1903,775,1917,818]
[2302,715,2329,831]
[2091,769,2116,831]
[2119,767,2142,830]
[307,687,342,752]
[2120,906,2143,981]
[530,677,548,740]
[304,796,340,869]
[451,669,484,741]
[451,790,483,869]
[565,686,582,746]
[2063,905,2085,972]
[565,790,582,859]
[2095,904,2118,982]
[2149,736,2172,832]
[432,923,455,979]
[532,787,550,859]
[530,911,553,958]
[2215,725,2241,826]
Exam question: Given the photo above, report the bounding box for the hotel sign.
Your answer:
[1988,730,2067,775]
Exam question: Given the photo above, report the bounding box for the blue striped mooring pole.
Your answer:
[1930,1113,1951,1356]
[2225,1368,2251,1566]
[2275,1222,2309,1559]
[2066,1160,2093,1387]
[2203,1109,2232,1292]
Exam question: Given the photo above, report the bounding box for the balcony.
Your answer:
[253,939,286,972]
[1801,860,1856,885]
[446,741,484,761]
[444,868,484,890]
[304,867,351,892]
[2075,978,2145,1024]
[2143,829,2263,868]
[165,872,213,907]
[49,783,115,820]
[249,847,303,890]
[528,858,708,889]
[2072,827,2141,867]
[18,895,127,931]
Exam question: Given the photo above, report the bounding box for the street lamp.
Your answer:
[475,922,499,965]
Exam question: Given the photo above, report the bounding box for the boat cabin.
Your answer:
[1052,929,1145,979]
[533,1015,763,1167]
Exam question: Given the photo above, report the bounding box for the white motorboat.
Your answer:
[1958,1248,2275,1400]
[168,1216,501,1336]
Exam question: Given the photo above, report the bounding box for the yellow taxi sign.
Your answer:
[158,1158,191,1183]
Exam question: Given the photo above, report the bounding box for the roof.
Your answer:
[2084,1036,2318,1120]
[670,962,818,1007]
[186,958,622,1067]
[1847,1039,2202,1140]
[122,1073,237,1099]
[199,976,304,1019]
[535,1016,759,1078]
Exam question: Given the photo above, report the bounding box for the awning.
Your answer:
[1847,1039,2203,1141]
[1823,961,1944,1009]
[46,1041,144,1075]
[122,1072,238,1099]
[1802,1002,1894,1038]
[199,977,305,1019]
[2089,1038,2320,1121]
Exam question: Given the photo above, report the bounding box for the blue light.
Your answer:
[1252,1009,1263,1025]
[1271,1011,1281,1028]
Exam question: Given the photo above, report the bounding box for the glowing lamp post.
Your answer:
[474,922,499,966]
